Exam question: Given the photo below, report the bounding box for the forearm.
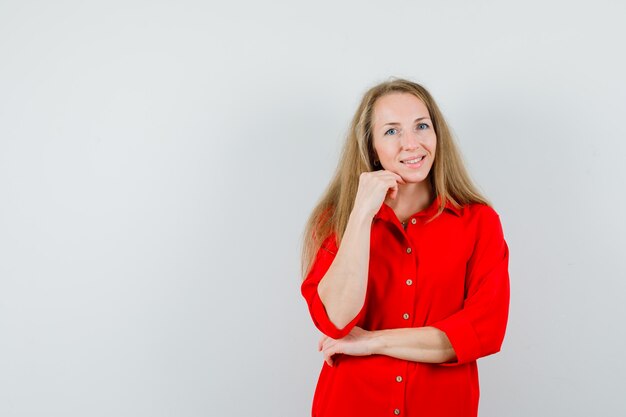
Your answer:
[371,327,457,364]
[317,209,372,329]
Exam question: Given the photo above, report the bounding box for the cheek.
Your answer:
[418,131,437,148]
[429,135,437,152]
[374,142,394,159]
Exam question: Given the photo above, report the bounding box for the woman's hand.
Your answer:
[352,170,406,220]
[318,326,378,367]
[318,326,458,366]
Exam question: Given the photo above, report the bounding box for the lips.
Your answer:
[401,156,425,164]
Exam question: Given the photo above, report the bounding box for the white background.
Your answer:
[1,1,625,416]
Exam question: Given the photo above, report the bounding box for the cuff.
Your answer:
[430,313,482,366]
[309,290,362,339]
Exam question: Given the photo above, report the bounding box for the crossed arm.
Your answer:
[318,325,457,367]
[312,209,458,366]
[311,210,457,366]
[305,206,509,368]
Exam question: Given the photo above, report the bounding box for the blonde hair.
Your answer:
[300,77,491,279]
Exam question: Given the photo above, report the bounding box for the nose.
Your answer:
[400,131,419,150]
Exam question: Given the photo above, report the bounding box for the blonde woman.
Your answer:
[300,78,510,417]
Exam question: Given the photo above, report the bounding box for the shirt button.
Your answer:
[402,313,410,320]
[411,218,417,224]
[406,247,412,254]
[394,409,401,415]
[396,375,403,382]
[406,279,413,286]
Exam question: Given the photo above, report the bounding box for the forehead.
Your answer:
[372,92,430,124]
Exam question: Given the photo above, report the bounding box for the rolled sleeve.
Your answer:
[431,207,511,366]
[301,234,363,339]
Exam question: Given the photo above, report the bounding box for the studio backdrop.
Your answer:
[1,1,625,416]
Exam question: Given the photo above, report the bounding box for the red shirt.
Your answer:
[301,195,510,417]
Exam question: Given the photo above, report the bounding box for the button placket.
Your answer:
[403,249,412,320]
[391,369,405,415]
[391,371,405,416]
[391,234,411,417]
[402,238,415,324]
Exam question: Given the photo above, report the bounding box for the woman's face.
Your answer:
[371,92,437,184]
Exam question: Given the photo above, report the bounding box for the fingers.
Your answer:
[376,170,405,185]
[388,183,398,200]
[386,171,406,200]
[323,343,338,367]
[355,170,408,217]
[371,169,405,183]
[377,173,406,196]
[360,170,405,188]
[322,337,339,352]
[390,171,406,185]
[318,335,328,352]
[325,353,334,367]
[318,327,371,367]
[319,336,340,367]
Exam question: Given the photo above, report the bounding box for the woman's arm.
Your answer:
[318,206,510,365]
[373,327,457,363]
[316,171,405,330]
[316,209,372,330]
[319,326,457,366]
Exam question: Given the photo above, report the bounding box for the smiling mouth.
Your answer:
[401,156,425,164]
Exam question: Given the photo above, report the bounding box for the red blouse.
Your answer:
[301,195,510,417]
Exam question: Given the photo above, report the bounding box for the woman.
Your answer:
[300,78,510,417]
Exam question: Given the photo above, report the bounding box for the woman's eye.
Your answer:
[385,128,397,136]
[417,123,429,130]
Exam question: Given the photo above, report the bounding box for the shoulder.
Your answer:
[463,202,500,219]
[461,203,504,234]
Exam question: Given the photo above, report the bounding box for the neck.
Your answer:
[384,180,434,222]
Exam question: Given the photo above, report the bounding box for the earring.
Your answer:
[374,159,380,167]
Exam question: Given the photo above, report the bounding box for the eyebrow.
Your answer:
[382,117,430,127]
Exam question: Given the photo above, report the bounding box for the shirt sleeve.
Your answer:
[430,206,511,366]
[300,233,364,339]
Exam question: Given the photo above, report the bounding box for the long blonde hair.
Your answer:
[300,77,491,279]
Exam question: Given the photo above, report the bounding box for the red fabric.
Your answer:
[301,195,510,417]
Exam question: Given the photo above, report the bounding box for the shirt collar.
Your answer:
[373,194,462,222]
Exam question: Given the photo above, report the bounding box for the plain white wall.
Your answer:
[1,1,625,416]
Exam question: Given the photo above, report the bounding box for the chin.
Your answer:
[401,173,430,184]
